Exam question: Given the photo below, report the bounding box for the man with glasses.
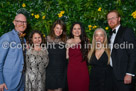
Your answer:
[0,13,27,91]
[107,10,136,91]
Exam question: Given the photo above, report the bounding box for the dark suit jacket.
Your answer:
[109,26,136,80]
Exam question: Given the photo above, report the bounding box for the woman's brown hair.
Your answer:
[49,20,67,42]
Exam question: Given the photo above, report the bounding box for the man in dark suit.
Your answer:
[107,10,136,91]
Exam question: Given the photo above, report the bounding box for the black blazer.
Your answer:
[109,26,136,80]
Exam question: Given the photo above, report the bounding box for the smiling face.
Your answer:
[72,24,81,37]
[13,14,27,33]
[54,24,63,37]
[107,12,120,29]
[94,29,105,45]
[32,33,42,46]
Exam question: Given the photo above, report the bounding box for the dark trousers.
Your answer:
[111,69,136,91]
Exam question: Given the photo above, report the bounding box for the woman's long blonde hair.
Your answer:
[88,28,110,64]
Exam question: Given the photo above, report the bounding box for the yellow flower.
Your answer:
[93,26,97,29]
[98,7,102,11]
[31,13,34,16]
[89,27,91,30]
[60,11,65,14]
[105,27,109,30]
[35,14,40,19]
[42,16,46,19]
[58,13,63,18]
[43,34,46,38]
[133,15,136,19]
[88,25,92,28]
[58,11,65,18]
[22,3,26,7]
[131,11,136,19]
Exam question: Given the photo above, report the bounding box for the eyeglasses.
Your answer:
[15,20,27,24]
[107,17,118,21]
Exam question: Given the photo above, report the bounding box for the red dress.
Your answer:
[67,44,89,91]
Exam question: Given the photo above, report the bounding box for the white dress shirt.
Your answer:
[110,24,120,66]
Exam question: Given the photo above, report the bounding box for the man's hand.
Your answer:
[124,74,132,84]
[0,83,8,91]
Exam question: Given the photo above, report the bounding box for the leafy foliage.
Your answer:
[0,0,136,39]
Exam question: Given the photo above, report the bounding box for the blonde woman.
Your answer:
[88,28,112,91]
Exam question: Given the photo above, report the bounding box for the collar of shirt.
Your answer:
[14,29,26,38]
[14,29,20,35]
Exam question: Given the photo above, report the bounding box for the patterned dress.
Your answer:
[25,48,49,91]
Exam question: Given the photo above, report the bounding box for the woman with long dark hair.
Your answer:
[46,20,67,91]
[66,22,90,91]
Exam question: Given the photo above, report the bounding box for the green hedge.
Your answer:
[0,0,136,39]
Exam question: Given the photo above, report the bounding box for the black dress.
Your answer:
[46,36,67,89]
[89,51,112,91]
